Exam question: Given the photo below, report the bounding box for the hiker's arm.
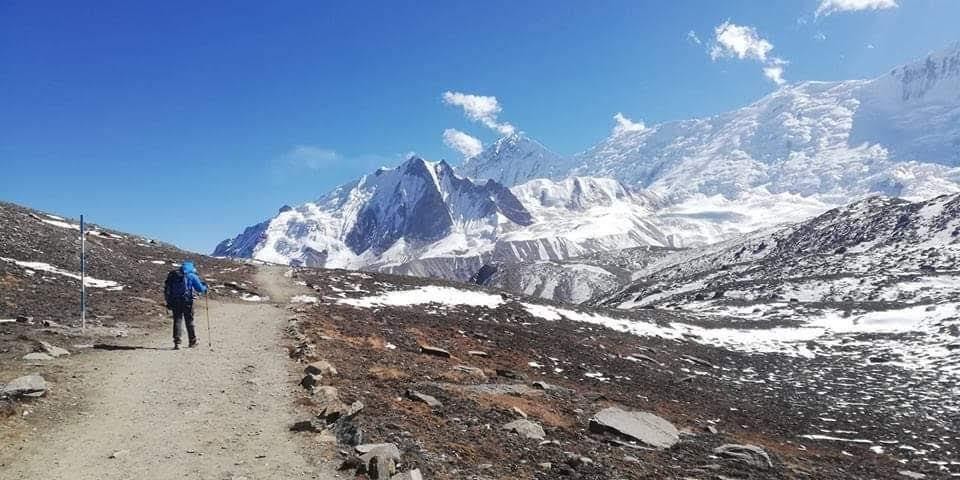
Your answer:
[188,273,208,295]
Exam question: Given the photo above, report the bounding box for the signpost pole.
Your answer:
[81,214,85,330]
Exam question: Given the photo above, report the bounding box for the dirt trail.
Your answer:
[1,266,339,480]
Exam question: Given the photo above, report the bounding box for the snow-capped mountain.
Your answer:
[218,43,960,288]
[216,162,701,278]
[467,44,960,205]
[214,157,532,270]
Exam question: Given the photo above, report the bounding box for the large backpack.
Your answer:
[164,269,193,306]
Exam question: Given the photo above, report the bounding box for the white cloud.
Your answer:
[710,21,774,62]
[686,30,702,45]
[612,113,649,136]
[866,43,876,49]
[442,91,515,136]
[763,65,786,85]
[816,0,897,17]
[813,32,827,41]
[442,128,483,158]
[709,21,788,86]
[282,145,339,170]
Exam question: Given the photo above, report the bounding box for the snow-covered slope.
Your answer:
[593,193,960,375]
[468,44,960,205]
[459,133,570,188]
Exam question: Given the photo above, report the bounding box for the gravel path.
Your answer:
[2,266,339,480]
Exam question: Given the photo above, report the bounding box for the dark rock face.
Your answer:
[346,159,454,255]
[212,219,269,258]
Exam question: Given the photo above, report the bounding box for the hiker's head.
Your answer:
[181,261,197,274]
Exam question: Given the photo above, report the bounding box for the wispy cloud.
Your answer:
[813,31,827,41]
[709,21,788,86]
[763,65,786,85]
[612,113,649,136]
[816,0,898,17]
[710,22,774,62]
[442,91,515,136]
[282,145,340,170]
[442,128,483,158]
[686,30,702,46]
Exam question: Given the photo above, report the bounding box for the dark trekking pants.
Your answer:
[171,301,196,346]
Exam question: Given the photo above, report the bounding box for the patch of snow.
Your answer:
[0,257,121,289]
[338,286,505,309]
[290,295,319,304]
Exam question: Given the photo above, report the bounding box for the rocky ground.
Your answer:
[0,201,259,367]
[284,267,953,479]
[3,198,956,479]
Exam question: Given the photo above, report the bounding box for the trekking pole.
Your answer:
[205,294,212,350]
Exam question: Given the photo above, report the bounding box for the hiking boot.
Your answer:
[188,340,198,348]
[173,343,181,350]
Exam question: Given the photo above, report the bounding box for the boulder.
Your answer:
[1,374,47,398]
[713,444,773,469]
[37,340,69,357]
[588,407,678,449]
[406,389,442,408]
[304,360,337,377]
[502,419,546,440]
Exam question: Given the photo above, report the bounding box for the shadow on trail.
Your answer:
[92,343,171,351]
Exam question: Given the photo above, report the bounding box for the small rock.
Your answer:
[467,350,488,357]
[0,398,16,417]
[359,443,400,462]
[898,471,926,479]
[706,425,719,434]
[356,443,397,455]
[406,389,442,408]
[713,444,773,469]
[37,340,69,357]
[538,462,553,470]
[108,449,129,459]
[361,445,400,480]
[391,469,423,480]
[495,369,525,380]
[589,407,679,449]
[453,365,486,380]
[300,373,321,390]
[16,316,34,325]
[623,455,639,463]
[1,375,47,398]
[512,406,528,418]
[22,352,53,361]
[419,345,450,358]
[502,419,546,440]
[304,360,337,376]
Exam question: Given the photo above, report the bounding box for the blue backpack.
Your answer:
[164,269,193,305]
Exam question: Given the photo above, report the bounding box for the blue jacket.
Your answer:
[181,261,208,295]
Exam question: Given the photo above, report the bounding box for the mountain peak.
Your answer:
[457,133,569,187]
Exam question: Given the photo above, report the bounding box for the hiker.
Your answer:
[163,261,209,349]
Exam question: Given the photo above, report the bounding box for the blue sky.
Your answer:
[2,0,958,252]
